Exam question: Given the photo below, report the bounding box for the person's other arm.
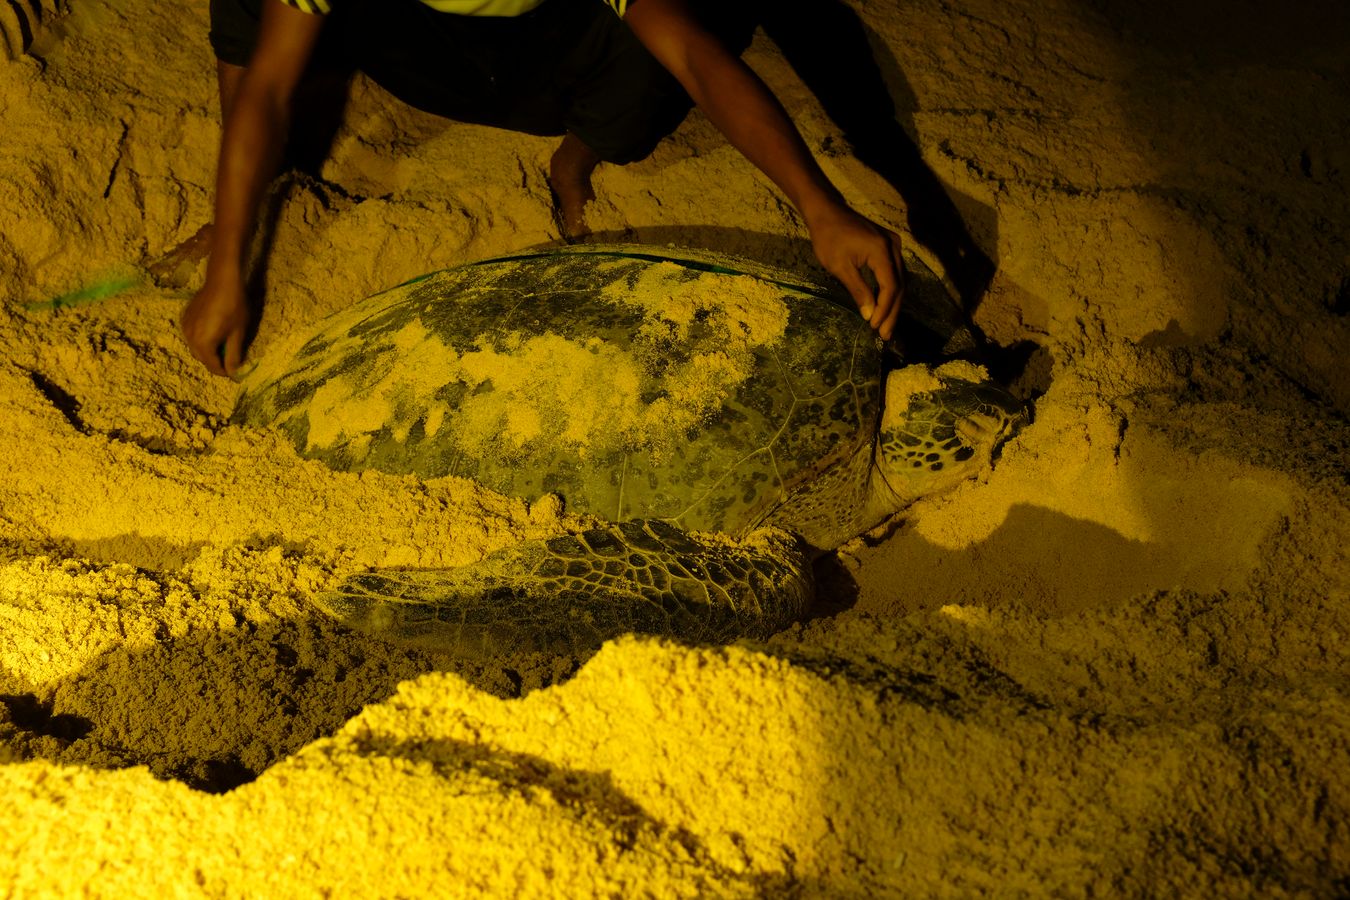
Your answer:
[181,0,325,377]
[623,0,905,339]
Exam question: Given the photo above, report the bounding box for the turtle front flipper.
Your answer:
[317,521,813,656]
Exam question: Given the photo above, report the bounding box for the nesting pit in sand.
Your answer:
[1,0,1347,896]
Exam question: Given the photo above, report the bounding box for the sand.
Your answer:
[1,0,1348,896]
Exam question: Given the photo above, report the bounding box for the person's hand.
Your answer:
[804,203,905,341]
[181,273,252,378]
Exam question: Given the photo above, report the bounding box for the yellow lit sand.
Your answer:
[1,0,1347,896]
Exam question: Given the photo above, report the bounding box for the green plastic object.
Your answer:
[24,273,140,312]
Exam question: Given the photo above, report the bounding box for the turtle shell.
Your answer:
[234,245,887,540]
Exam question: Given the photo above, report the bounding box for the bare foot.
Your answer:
[548,133,600,240]
[147,223,214,289]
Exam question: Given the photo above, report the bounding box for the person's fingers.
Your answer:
[879,234,906,341]
[809,207,908,336]
[200,342,228,378]
[879,291,903,341]
[182,320,227,377]
[833,260,876,322]
[868,243,900,332]
[223,327,246,379]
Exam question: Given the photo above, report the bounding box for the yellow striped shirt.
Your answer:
[284,0,628,16]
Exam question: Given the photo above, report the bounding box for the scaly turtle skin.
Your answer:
[234,245,1025,654]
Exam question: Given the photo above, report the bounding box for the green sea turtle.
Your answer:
[234,245,1024,655]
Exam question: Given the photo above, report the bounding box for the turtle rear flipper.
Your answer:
[317,520,813,656]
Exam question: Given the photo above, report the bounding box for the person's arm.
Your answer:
[622,0,905,339]
[180,1,326,377]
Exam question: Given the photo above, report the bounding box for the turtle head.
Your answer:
[873,362,1026,504]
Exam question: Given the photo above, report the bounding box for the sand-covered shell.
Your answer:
[235,245,905,546]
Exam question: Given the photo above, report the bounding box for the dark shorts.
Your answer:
[208,0,690,163]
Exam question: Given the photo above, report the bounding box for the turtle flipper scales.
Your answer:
[317,521,813,656]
